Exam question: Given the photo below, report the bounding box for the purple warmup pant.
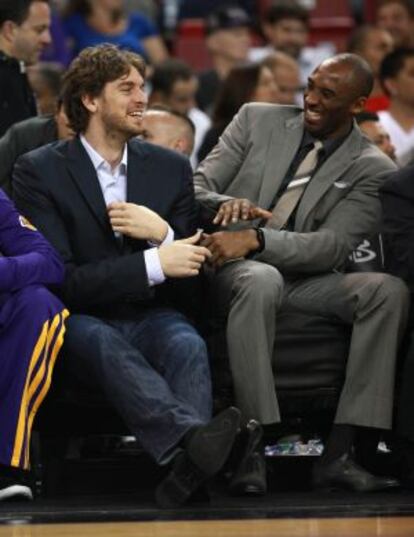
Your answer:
[0,285,68,470]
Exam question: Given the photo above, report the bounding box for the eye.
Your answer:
[321,89,334,99]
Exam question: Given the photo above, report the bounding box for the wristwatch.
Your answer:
[254,227,265,253]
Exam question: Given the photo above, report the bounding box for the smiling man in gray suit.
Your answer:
[195,53,409,493]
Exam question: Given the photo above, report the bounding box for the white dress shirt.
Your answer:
[80,135,174,287]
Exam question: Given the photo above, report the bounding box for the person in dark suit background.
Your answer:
[380,163,414,485]
[0,102,73,196]
[0,0,52,137]
[12,44,241,508]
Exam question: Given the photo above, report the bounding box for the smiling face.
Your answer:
[83,66,147,141]
[303,60,367,139]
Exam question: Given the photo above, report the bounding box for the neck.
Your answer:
[388,101,414,131]
[83,125,126,169]
[212,55,238,79]
[370,79,384,97]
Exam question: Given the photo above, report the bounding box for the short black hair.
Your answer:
[379,47,414,89]
[151,59,194,96]
[328,53,374,98]
[262,1,309,26]
[355,111,380,125]
[0,0,48,27]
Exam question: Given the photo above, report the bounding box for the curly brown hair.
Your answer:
[61,44,146,134]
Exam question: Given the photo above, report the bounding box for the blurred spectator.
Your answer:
[149,58,211,167]
[0,0,51,136]
[348,25,394,112]
[177,0,257,20]
[196,5,251,114]
[262,51,301,105]
[197,62,278,162]
[63,0,168,64]
[355,111,396,161]
[378,48,414,166]
[0,100,73,195]
[376,0,414,48]
[249,1,334,88]
[139,106,195,156]
[27,62,63,114]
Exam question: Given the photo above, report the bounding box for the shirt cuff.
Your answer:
[144,247,166,287]
[148,225,174,247]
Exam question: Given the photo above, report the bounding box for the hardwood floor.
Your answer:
[2,517,414,537]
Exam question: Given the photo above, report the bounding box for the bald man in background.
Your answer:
[139,107,195,157]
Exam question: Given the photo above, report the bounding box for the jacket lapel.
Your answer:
[258,113,304,210]
[125,141,151,205]
[65,138,110,233]
[295,124,363,230]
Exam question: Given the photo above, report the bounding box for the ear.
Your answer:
[382,78,397,97]
[81,93,99,114]
[350,96,367,116]
[1,20,18,44]
[172,137,184,152]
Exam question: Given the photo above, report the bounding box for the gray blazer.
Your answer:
[194,103,397,274]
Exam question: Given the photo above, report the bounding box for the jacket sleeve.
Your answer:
[0,124,21,197]
[194,105,249,210]
[0,189,64,292]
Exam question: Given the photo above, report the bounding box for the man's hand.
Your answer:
[213,199,272,226]
[108,202,168,243]
[158,231,212,278]
[201,229,259,267]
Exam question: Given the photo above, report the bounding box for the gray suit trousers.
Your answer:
[207,259,410,429]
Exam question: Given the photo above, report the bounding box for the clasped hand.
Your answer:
[202,199,271,267]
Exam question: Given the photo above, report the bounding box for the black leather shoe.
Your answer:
[156,407,241,507]
[229,420,267,496]
[312,453,400,492]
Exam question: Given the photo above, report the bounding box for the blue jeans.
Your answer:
[62,308,212,464]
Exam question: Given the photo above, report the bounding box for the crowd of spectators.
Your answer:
[3,0,414,509]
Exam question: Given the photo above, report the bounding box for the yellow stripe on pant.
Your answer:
[11,309,69,469]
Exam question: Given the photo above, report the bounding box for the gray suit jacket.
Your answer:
[194,104,397,274]
[0,115,57,196]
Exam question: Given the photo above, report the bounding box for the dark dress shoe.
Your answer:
[155,407,241,507]
[312,453,400,492]
[229,420,267,496]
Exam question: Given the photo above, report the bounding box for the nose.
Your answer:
[41,28,52,46]
[304,88,318,107]
[137,88,148,106]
